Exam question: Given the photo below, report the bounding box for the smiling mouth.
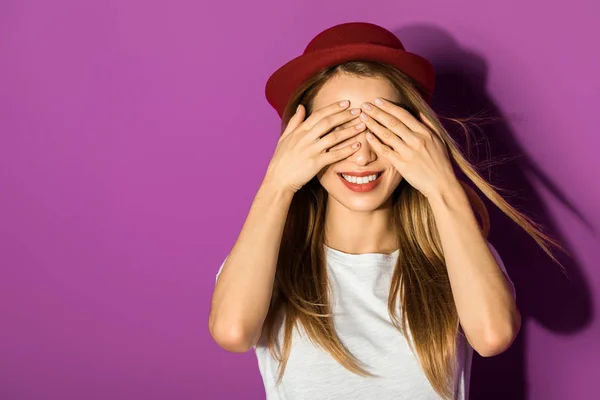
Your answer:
[337,172,383,184]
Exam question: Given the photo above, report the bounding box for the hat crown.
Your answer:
[304,22,405,54]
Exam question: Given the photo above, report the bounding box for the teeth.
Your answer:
[341,173,380,184]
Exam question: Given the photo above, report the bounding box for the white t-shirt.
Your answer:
[215,242,515,399]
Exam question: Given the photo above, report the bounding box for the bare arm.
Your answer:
[208,101,366,352]
[209,179,294,352]
[428,182,521,357]
[354,97,520,357]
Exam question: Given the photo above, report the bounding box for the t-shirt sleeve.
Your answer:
[486,241,516,300]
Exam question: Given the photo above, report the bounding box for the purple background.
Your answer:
[1,1,598,399]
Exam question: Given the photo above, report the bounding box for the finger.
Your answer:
[361,102,419,147]
[331,116,362,132]
[365,131,403,165]
[327,127,363,152]
[374,98,432,137]
[306,107,362,142]
[280,104,306,140]
[316,121,366,152]
[359,112,410,156]
[302,100,352,131]
[319,141,361,167]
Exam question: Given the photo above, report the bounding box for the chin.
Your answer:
[329,195,390,212]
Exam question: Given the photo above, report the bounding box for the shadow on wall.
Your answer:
[394,24,594,400]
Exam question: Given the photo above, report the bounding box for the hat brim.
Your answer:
[265,42,435,118]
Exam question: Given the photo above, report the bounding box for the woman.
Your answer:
[208,22,563,399]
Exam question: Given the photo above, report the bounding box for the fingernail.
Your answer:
[355,122,366,130]
[361,102,372,111]
[296,104,302,113]
[366,132,374,140]
[375,98,384,106]
[352,142,360,149]
[339,100,349,108]
[359,113,368,121]
[350,108,360,115]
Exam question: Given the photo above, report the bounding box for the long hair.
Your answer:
[261,60,565,399]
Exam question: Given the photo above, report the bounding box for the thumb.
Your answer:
[281,104,305,139]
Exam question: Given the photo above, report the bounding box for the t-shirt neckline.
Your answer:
[324,244,399,266]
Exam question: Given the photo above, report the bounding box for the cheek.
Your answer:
[316,167,330,185]
[316,165,331,180]
[379,162,403,185]
[316,165,340,186]
[387,170,404,189]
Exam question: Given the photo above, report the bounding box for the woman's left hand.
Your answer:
[358,98,459,200]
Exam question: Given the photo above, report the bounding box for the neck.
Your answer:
[323,195,398,255]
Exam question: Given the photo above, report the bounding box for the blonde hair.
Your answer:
[261,60,565,399]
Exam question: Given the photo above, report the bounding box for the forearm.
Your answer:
[427,181,521,356]
[209,178,294,352]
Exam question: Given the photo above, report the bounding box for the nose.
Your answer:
[346,131,377,165]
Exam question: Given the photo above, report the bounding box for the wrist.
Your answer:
[427,179,468,211]
[260,175,296,202]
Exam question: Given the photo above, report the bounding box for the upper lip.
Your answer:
[338,171,382,177]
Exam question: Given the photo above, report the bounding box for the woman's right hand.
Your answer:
[264,100,366,194]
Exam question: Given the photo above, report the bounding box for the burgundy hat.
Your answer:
[265,22,435,119]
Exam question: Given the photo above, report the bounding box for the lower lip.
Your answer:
[338,173,383,192]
